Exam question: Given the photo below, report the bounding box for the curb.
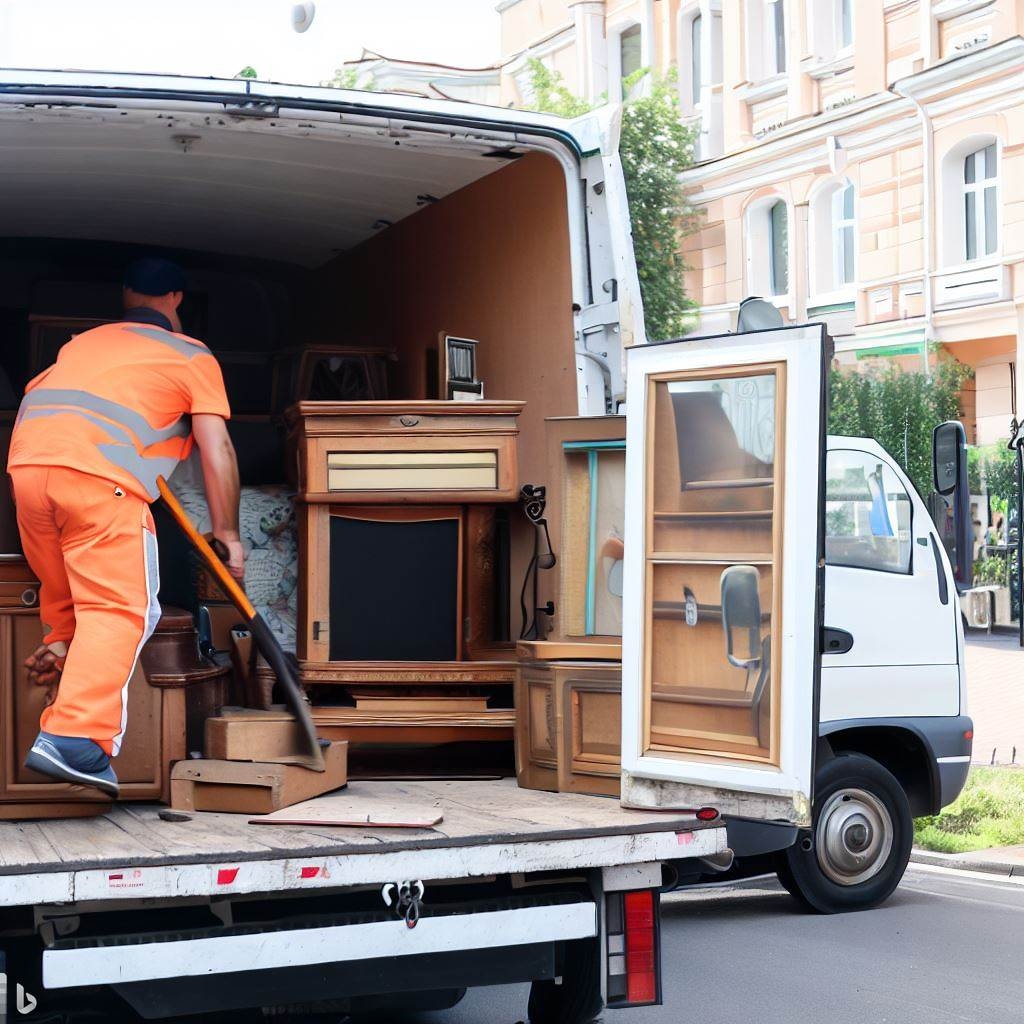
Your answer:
[910,848,1024,878]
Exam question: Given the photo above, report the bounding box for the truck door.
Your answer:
[820,440,960,720]
[620,325,829,827]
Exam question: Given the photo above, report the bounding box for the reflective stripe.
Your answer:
[112,523,161,757]
[97,444,179,501]
[123,326,211,360]
[18,389,189,446]
[21,407,137,448]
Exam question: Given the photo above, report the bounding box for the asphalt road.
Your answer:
[416,864,1024,1024]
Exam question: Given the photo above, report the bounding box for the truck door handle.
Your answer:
[930,535,949,606]
[822,628,854,654]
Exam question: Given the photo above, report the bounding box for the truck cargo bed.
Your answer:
[0,779,725,907]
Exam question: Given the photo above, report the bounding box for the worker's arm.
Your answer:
[191,413,244,580]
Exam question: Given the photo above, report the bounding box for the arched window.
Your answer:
[940,135,1001,267]
[769,200,789,295]
[963,142,998,261]
[810,178,856,298]
[746,198,790,298]
[832,181,856,286]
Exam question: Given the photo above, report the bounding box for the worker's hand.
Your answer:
[214,534,246,581]
[25,641,67,687]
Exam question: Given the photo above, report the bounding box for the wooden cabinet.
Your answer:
[286,402,523,751]
[515,660,621,797]
[288,400,523,504]
[0,609,188,817]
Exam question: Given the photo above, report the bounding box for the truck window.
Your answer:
[825,449,912,573]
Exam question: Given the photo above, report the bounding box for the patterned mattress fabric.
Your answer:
[167,466,298,651]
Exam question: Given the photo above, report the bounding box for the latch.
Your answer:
[382,879,425,929]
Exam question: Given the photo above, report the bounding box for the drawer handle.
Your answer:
[399,416,420,428]
[21,588,38,607]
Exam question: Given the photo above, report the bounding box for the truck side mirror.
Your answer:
[721,565,762,669]
[933,421,966,497]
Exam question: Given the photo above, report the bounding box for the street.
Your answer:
[418,865,1024,1024]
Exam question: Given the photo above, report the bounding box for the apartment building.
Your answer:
[496,1,1024,445]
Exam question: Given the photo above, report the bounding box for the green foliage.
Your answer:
[523,58,592,118]
[914,767,1024,853]
[973,554,1009,585]
[618,69,699,340]
[523,62,698,341]
[978,443,1018,504]
[828,360,972,497]
[323,67,375,91]
[236,66,258,79]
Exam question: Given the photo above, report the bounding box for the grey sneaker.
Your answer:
[25,732,119,798]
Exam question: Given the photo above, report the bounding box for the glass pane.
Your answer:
[645,365,783,766]
[772,0,787,72]
[840,0,853,47]
[770,201,788,295]
[620,24,642,82]
[841,225,855,284]
[965,193,977,261]
[691,13,703,104]
[825,450,912,573]
[983,143,997,180]
[591,449,626,635]
[648,561,773,760]
[984,186,998,255]
[651,373,776,553]
[843,182,855,219]
[964,151,976,185]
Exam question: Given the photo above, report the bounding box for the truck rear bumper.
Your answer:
[44,902,597,989]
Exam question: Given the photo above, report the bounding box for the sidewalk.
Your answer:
[911,844,1024,878]
[964,631,1024,766]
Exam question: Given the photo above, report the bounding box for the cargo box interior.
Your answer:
[0,102,580,636]
[0,93,606,800]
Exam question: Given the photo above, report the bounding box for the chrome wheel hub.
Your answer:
[815,788,893,886]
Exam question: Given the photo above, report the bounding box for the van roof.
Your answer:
[0,68,599,265]
[0,68,600,155]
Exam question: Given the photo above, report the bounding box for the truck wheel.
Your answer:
[777,753,913,914]
[528,938,603,1024]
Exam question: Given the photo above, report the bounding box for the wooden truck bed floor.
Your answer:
[0,779,725,907]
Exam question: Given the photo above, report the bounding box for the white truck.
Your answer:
[0,70,969,1020]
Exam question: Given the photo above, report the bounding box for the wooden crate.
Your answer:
[171,740,348,815]
[515,660,621,797]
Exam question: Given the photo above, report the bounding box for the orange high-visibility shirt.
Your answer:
[8,319,230,501]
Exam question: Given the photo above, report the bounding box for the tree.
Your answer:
[523,60,698,340]
[828,360,972,497]
[323,67,374,90]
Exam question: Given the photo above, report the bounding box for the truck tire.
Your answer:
[528,938,603,1024]
[776,753,913,914]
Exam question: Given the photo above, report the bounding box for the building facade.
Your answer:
[497,1,1024,445]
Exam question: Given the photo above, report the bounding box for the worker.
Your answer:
[7,257,243,797]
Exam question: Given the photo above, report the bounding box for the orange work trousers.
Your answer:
[9,466,161,756]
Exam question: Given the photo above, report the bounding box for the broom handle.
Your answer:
[156,477,256,620]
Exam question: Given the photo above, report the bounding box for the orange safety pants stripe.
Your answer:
[10,465,162,756]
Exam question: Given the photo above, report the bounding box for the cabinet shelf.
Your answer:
[653,510,772,521]
[683,478,773,491]
[648,552,773,564]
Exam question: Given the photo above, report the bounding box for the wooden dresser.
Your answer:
[286,401,524,750]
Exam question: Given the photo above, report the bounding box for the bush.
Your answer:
[522,61,698,341]
[914,767,1024,853]
[829,360,972,497]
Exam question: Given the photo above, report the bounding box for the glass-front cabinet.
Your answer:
[620,326,829,825]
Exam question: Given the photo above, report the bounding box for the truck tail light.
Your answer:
[605,888,661,1008]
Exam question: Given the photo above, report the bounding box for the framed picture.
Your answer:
[439,333,483,401]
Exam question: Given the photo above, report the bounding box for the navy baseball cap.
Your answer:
[123,257,187,296]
